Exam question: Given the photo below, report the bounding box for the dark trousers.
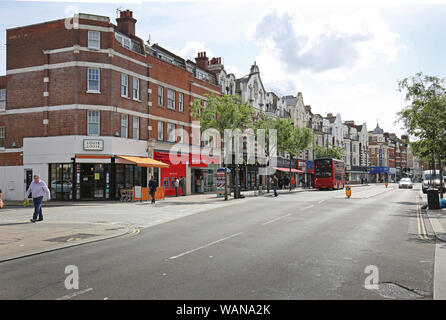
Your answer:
[32,196,43,220]
[175,187,178,197]
[273,186,278,197]
[150,191,156,203]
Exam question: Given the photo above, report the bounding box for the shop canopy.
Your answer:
[116,155,169,168]
[274,167,303,174]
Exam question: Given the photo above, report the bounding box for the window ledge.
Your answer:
[87,90,101,94]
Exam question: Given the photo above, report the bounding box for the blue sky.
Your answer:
[1,0,446,137]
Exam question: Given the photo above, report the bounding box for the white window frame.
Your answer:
[133,77,140,100]
[123,37,131,50]
[121,114,128,138]
[88,31,100,50]
[158,86,164,106]
[133,116,139,140]
[0,126,5,148]
[157,121,164,141]
[87,110,100,136]
[167,89,175,110]
[87,68,100,93]
[178,92,184,112]
[177,125,184,144]
[121,74,129,98]
[167,123,176,142]
[0,89,5,111]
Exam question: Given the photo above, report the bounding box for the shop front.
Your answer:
[154,151,187,197]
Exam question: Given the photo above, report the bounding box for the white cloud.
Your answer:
[224,65,245,78]
[178,41,214,62]
[248,8,405,85]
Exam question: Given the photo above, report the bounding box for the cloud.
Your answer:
[224,65,245,78]
[248,8,405,84]
[178,41,214,62]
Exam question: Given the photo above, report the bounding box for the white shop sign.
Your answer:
[83,139,104,151]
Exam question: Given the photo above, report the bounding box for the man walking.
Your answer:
[180,176,185,196]
[24,174,51,223]
[272,175,279,197]
[149,176,158,204]
[174,177,180,197]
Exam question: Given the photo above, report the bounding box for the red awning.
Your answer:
[274,167,303,174]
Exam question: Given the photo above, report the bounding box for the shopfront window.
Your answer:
[49,163,73,200]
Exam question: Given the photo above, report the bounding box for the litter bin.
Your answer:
[427,189,440,210]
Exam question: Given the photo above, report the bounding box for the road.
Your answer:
[0,184,436,300]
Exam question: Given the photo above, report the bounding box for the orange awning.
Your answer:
[116,155,169,168]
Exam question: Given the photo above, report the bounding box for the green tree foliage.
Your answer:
[397,72,446,196]
[314,144,345,160]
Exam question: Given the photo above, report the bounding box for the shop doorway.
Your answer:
[80,164,109,200]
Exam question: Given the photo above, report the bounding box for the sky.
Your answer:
[1,0,446,137]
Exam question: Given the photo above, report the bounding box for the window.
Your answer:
[121,114,128,138]
[167,89,175,110]
[157,121,164,140]
[158,86,164,106]
[0,89,5,111]
[177,125,184,144]
[87,68,100,92]
[132,117,139,140]
[178,93,184,112]
[87,111,100,136]
[123,38,131,49]
[133,78,139,100]
[0,127,4,148]
[121,74,128,97]
[167,123,176,142]
[88,31,100,49]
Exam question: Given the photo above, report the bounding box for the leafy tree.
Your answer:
[396,72,446,197]
[190,94,255,200]
[314,144,345,160]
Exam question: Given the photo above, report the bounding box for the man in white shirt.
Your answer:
[24,174,51,223]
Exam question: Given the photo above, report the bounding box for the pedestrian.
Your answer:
[0,189,4,209]
[174,177,180,197]
[180,176,186,196]
[272,175,279,197]
[24,174,51,223]
[301,177,305,189]
[149,175,158,204]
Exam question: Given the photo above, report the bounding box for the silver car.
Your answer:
[399,178,413,189]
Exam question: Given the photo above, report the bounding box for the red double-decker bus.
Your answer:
[314,158,345,190]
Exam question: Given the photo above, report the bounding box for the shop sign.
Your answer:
[83,139,104,151]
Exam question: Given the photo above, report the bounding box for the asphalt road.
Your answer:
[0,184,436,300]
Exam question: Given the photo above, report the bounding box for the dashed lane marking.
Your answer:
[167,232,243,260]
[262,214,292,226]
[56,288,93,300]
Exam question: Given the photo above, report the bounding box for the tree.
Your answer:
[190,94,255,200]
[285,126,314,190]
[314,144,345,160]
[396,72,446,197]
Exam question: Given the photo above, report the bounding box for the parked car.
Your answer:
[398,178,413,189]
[421,170,445,193]
[50,180,72,193]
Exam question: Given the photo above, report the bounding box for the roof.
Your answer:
[372,124,384,134]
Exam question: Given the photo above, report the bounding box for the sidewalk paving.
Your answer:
[419,190,446,300]
[0,220,130,262]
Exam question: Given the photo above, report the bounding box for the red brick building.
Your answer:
[0,10,222,200]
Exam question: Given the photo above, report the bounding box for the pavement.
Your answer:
[0,183,437,300]
[419,189,446,300]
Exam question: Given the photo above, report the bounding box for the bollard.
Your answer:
[345,185,351,198]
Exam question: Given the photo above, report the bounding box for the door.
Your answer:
[25,169,33,199]
[80,164,108,200]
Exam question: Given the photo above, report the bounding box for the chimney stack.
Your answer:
[195,52,209,71]
[116,9,137,37]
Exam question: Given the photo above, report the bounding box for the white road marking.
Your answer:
[262,214,292,226]
[318,200,325,204]
[56,287,93,300]
[301,205,314,211]
[167,232,243,260]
